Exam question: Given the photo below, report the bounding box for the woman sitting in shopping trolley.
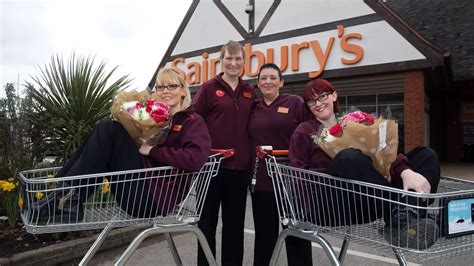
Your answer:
[31,67,211,219]
[289,78,441,250]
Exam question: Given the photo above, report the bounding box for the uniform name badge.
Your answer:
[172,125,182,132]
[277,107,289,114]
[243,92,252,98]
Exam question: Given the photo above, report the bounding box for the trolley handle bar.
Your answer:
[256,146,288,158]
[210,149,235,158]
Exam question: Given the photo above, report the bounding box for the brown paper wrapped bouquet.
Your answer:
[111,90,171,146]
[315,111,399,181]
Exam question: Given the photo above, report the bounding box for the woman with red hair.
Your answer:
[289,78,441,249]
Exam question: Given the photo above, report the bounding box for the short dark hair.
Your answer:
[257,63,282,80]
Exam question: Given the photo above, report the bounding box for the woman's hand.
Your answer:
[400,169,431,193]
[139,143,154,156]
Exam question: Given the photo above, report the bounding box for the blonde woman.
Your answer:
[33,68,211,219]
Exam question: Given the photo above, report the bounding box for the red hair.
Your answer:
[303,79,340,116]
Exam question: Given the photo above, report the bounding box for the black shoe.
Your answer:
[383,207,439,250]
[29,188,84,224]
[386,207,419,227]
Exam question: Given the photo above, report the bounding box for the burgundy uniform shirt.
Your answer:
[141,108,211,214]
[289,120,333,172]
[289,120,409,181]
[193,73,257,170]
[249,94,308,191]
[143,108,211,172]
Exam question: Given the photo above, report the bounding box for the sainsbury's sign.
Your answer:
[167,25,363,85]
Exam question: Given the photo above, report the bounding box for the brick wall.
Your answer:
[404,71,425,152]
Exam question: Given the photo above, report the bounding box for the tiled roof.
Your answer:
[386,0,474,81]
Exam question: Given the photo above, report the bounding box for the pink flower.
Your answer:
[148,101,170,123]
[122,100,170,123]
[145,99,154,113]
[362,114,375,125]
[341,111,375,126]
[316,110,376,144]
[121,101,140,115]
[150,107,169,123]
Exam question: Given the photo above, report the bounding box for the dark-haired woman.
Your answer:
[248,63,312,265]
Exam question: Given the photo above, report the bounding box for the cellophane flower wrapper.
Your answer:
[111,90,171,146]
[318,117,399,181]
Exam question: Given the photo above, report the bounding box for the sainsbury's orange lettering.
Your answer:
[169,25,364,84]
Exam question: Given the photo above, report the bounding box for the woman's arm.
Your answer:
[142,116,211,172]
[192,84,209,117]
[289,128,314,170]
[400,169,431,193]
[390,154,431,193]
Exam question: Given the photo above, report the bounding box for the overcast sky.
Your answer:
[0,0,190,97]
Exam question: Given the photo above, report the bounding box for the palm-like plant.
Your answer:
[25,54,133,162]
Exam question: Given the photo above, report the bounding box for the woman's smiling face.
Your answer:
[258,67,283,100]
[154,81,186,111]
[221,49,244,78]
[307,91,337,123]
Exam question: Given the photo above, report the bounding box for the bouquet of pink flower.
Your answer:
[315,110,398,181]
[111,90,171,146]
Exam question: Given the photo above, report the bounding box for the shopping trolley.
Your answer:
[18,149,234,266]
[257,148,474,266]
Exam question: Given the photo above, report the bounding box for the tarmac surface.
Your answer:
[80,163,474,266]
[1,163,471,265]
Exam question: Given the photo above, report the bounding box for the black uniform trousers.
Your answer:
[308,147,440,227]
[197,169,250,266]
[57,120,159,217]
[251,191,313,266]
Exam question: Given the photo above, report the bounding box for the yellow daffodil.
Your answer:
[0,180,15,192]
[18,195,24,209]
[35,192,45,200]
[103,178,110,193]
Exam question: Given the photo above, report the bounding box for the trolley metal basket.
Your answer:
[18,149,233,266]
[261,150,474,266]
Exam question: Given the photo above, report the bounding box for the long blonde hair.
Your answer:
[155,68,191,110]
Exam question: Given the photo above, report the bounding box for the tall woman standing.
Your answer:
[193,40,257,266]
[248,63,312,265]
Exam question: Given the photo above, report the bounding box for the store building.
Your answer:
[151,0,474,162]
